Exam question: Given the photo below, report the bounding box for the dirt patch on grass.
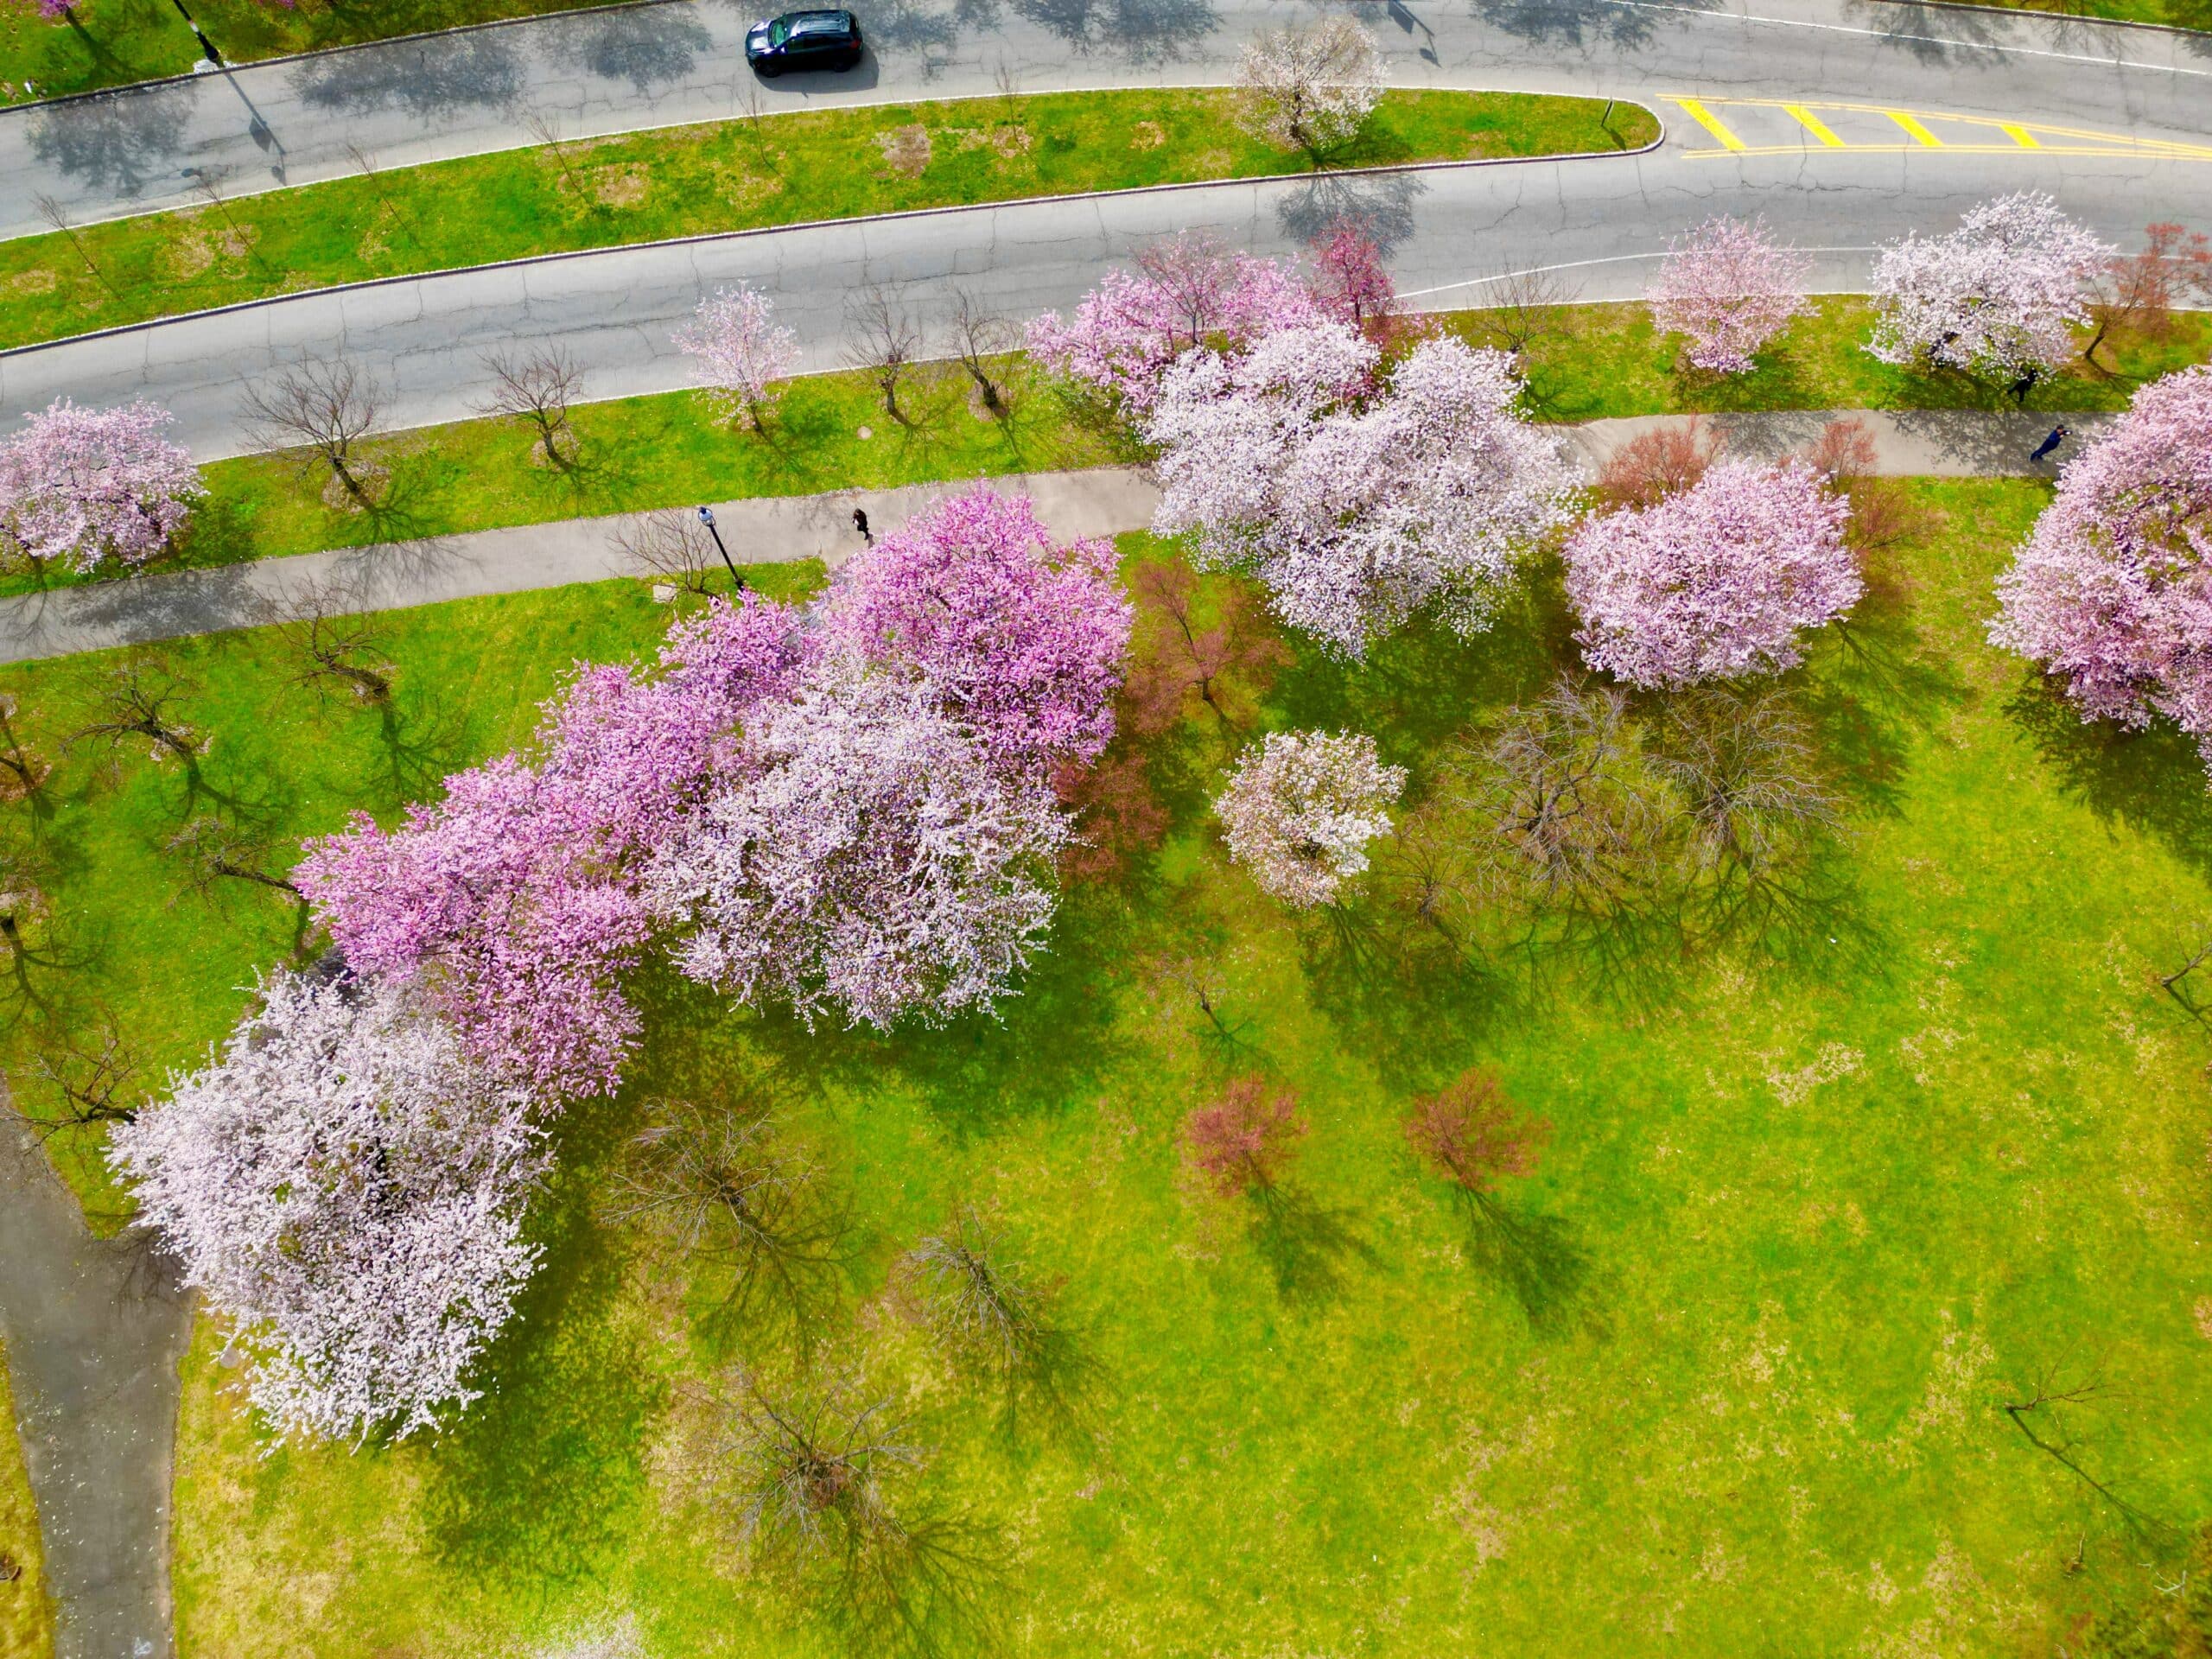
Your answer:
[1130,120,1166,149]
[1194,147,1234,174]
[719,169,787,212]
[319,462,391,514]
[5,268,57,296]
[167,215,259,282]
[592,164,649,208]
[990,125,1033,160]
[875,124,931,177]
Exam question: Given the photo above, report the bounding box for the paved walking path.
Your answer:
[3,0,2205,241]
[0,410,2103,665]
[0,1098,192,1659]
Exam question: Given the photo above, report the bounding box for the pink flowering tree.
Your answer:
[108,969,547,1446]
[1150,323,1578,656]
[1564,457,1860,688]
[1866,192,2113,382]
[1215,728,1406,907]
[674,285,802,429]
[1027,232,1319,414]
[819,487,1134,776]
[299,595,805,1098]
[649,666,1070,1030]
[1649,215,1811,375]
[0,398,203,575]
[1991,365,2212,764]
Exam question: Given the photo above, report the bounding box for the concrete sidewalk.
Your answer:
[0,410,2103,666]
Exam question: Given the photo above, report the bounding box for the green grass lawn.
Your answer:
[7,483,2212,1655]
[0,0,627,103]
[1925,0,2210,28]
[0,88,1652,353]
[7,295,2200,604]
[0,1345,52,1659]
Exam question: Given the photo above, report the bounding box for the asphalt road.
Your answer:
[3,0,2208,239]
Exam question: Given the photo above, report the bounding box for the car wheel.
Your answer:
[757,60,782,77]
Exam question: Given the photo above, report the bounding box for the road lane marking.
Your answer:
[1885,111,1945,147]
[1784,105,1847,147]
[2000,124,2043,149]
[1673,98,1748,152]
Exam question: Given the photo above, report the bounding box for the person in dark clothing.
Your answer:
[852,508,873,544]
[2008,368,2041,408]
[2030,423,2069,463]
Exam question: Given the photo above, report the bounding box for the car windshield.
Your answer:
[767,16,790,41]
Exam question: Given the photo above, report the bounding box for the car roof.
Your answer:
[781,9,853,28]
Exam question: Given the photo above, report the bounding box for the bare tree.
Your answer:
[478,346,583,467]
[0,692,48,798]
[21,1011,142,1141]
[1649,687,1838,886]
[603,1098,849,1344]
[240,357,385,509]
[67,660,202,765]
[34,192,118,298]
[1471,263,1575,362]
[844,288,924,430]
[944,289,1014,416]
[900,1208,1090,1434]
[524,109,592,200]
[166,815,302,905]
[611,508,722,595]
[714,1372,1001,1656]
[276,585,395,706]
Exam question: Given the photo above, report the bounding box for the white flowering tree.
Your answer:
[1215,728,1407,908]
[1866,192,2112,383]
[108,969,547,1446]
[674,284,802,428]
[650,667,1070,1031]
[1149,321,1578,656]
[1648,215,1812,375]
[1234,18,1386,161]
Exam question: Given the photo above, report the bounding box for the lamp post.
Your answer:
[167,0,224,66]
[696,505,745,591]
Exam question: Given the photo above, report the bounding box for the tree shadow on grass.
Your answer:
[1457,1190,1591,1336]
[1296,900,1505,1095]
[1249,1183,1377,1309]
[422,1095,664,1590]
[2005,674,2212,880]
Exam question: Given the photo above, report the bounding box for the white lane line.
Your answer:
[1611,0,2212,80]
[1396,246,1878,300]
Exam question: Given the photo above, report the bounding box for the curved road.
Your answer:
[0,0,2207,454]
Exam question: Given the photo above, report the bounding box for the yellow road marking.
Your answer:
[1783,104,1847,147]
[1885,110,1944,147]
[2001,123,2042,149]
[1673,97,1747,152]
[1681,143,2212,160]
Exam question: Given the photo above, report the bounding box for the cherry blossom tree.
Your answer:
[1866,192,2113,382]
[1150,324,1578,656]
[300,595,805,1097]
[675,285,802,429]
[820,487,1133,775]
[1564,457,1859,689]
[107,968,547,1446]
[1214,728,1406,907]
[1990,364,2212,764]
[0,398,203,575]
[1234,17,1386,162]
[650,665,1070,1031]
[1027,233,1319,414]
[1648,215,1811,375]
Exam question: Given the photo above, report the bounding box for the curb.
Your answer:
[1869,0,2209,41]
[0,114,1666,364]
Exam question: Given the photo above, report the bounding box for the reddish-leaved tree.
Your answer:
[1404,1069,1552,1196]
[1185,1076,1307,1197]
[1592,418,1717,511]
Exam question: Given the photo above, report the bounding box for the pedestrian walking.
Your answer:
[852,508,873,545]
[2008,369,2041,408]
[2030,423,2068,463]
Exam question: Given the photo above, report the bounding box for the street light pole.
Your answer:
[696,505,746,592]
[166,0,224,66]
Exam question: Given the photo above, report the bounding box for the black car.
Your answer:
[745,9,863,74]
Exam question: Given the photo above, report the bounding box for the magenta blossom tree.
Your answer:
[1150,322,1577,656]
[1027,232,1319,414]
[299,594,805,1098]
[1649,214,1812,375]
[650,665,1070,1030]
[108,969,547,1446]
[674,285,802,428]
[1991,365,2212,764]
[0,397,204,575]
[1866,192,2112,382]
[1564,456,1860,688]
[820,487,1133,775]
[1308,224,1400,341]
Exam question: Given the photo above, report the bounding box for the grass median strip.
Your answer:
[0,87,1654,353]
